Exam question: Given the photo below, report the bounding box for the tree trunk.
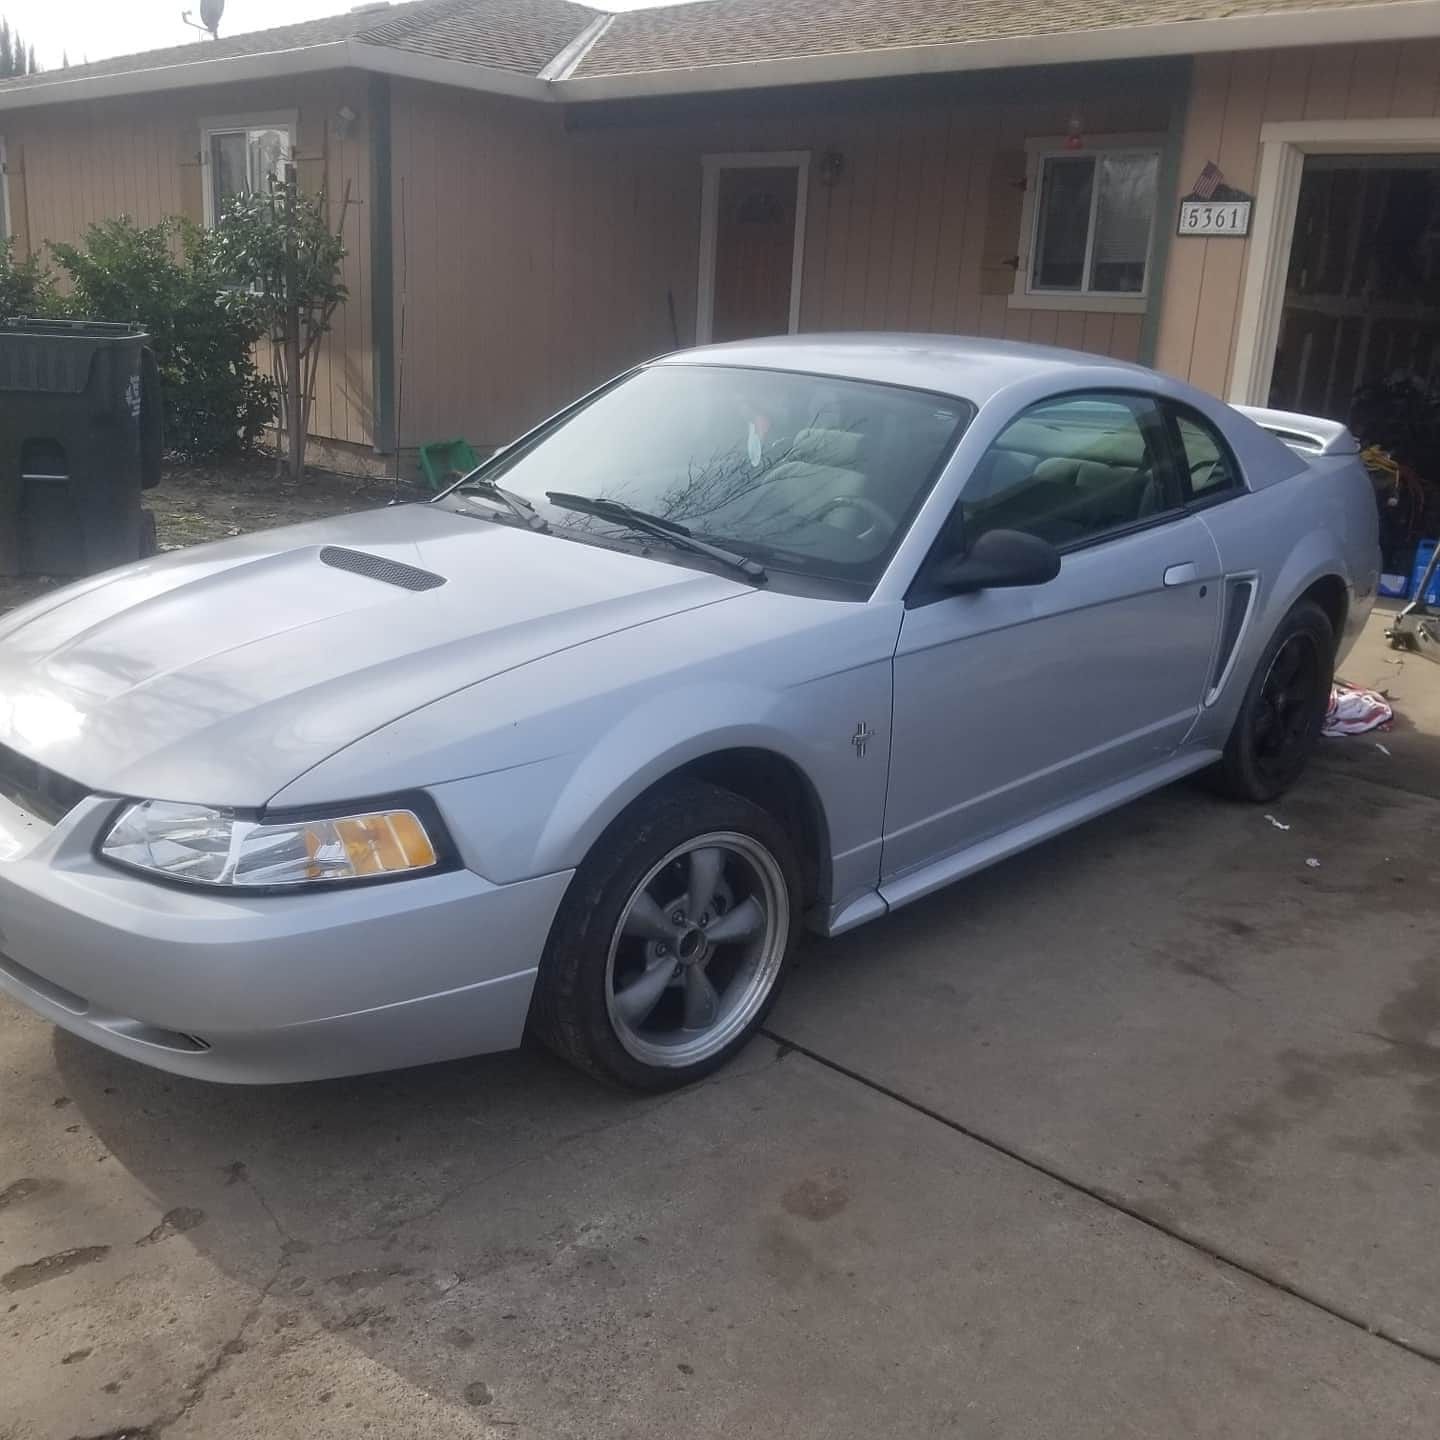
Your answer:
[286,322,302,480]
[284,166,304,481]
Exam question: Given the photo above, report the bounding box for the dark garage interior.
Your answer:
[1271,154,1440,577]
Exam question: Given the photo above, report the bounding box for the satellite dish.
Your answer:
[199,0,224,37]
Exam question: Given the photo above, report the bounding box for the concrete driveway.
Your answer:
[3,612,1438,1439]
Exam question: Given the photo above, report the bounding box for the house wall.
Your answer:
[388,80,699,451]
[391,68,1175,449]
[2,71,377,447]
[1155,39,1440,398]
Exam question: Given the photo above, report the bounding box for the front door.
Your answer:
[881,391,1222,884]
[709,165,799,343]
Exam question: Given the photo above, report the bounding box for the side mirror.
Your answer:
[934,528,1061,595]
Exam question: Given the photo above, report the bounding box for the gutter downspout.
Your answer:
[369,71,396,454]
[1138,55,1191,369]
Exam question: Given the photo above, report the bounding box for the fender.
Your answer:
[532,696,833,876]
[1191,509,1355,749]
[1259,522,1354,639]
[272,591,903,907]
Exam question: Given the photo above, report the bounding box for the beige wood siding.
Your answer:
[392,74,1170,448]
[390,83,701,449]
[2,73,375,447]
[1155,39,1440,397]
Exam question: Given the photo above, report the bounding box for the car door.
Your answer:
[881,390,1222,886]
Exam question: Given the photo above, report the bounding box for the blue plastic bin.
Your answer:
[1410,540,1440,606]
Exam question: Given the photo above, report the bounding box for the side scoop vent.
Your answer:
[319,546,445,592]
[1208,577,1256,702]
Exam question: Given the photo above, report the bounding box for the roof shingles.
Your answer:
[0,0,596,93]
[573,0,1416,77]
[0,8,417,91]
[0,0,1413,95]
[357,0,597,72]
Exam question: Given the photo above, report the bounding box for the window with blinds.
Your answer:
[1027,146,1160,300]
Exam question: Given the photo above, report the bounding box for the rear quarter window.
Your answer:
[1169,407,1245,504]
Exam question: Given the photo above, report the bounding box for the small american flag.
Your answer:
[1192,161,1224,199]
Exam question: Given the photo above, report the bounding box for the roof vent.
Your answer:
[319,546,445,591]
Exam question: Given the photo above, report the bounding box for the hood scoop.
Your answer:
[319,546,445,592]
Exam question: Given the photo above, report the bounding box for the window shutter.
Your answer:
[981,148,1027,295]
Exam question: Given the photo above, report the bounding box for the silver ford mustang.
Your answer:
[0,337,1378,1090]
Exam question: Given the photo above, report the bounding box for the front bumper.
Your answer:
[0,795,572,1083]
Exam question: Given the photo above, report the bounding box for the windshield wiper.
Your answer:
[455,476,548,532]
[545,492,767,583]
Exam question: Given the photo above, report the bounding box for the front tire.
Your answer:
[529,780,802,1091]
[1212,599,1334,802]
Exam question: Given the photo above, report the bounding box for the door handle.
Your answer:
[1163,562,1199,586]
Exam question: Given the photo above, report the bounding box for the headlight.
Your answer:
[100,799,442,889]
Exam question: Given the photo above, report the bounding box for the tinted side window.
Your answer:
[1171,408,1243,502]
[961,393,1170,549]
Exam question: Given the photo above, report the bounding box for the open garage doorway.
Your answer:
[1270,155,1440,574]
[1235,122,1440,583]
[1270,155,1440,422]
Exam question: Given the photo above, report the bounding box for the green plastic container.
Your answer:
[418,437,480,491]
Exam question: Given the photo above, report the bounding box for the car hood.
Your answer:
[0,503,749,805]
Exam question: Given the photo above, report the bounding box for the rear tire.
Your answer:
[529,779,802,1091]
[1211,599,1333,802]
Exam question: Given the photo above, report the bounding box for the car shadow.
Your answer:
[48,1007,787,1424]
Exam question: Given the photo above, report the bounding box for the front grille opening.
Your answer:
[0,741,88,825]
[95,1018,212,1054]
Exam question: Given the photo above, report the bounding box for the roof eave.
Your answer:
[559,0,1440,100]
[0,40,353,111]
[0,35,552,111]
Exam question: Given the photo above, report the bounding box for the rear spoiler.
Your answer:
[1232,404,1361,457]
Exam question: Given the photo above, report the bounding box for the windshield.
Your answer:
[464,364,973,586]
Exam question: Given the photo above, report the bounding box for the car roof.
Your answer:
[653,332,1311,491]
[653,333,1157,407]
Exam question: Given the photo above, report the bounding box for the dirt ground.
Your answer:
[0,456,419,615]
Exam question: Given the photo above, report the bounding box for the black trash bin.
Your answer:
[0,317,162,578]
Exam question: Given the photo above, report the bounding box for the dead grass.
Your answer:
[0,455,425,615]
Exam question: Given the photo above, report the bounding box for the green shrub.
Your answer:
[0,237,60,320]
[50,217,276,459]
